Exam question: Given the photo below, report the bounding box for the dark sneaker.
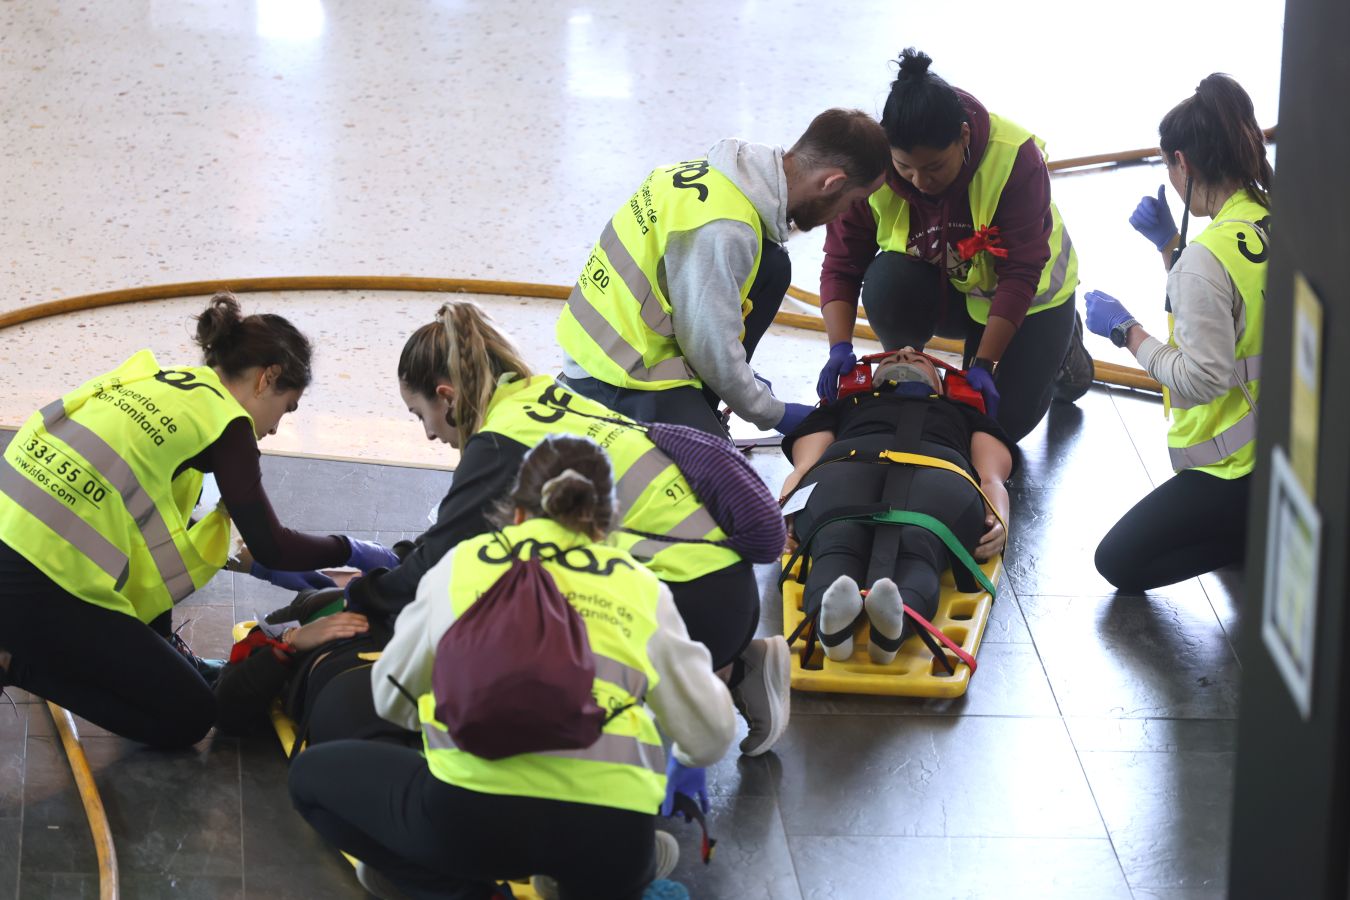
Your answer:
[731,636,790,756]
[1053,310,1094,403]
[166,627,226,688]
[355,862,412,900]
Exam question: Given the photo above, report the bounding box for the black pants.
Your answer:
[564,239,791,436]
[666,560,759,672]
[1095,469,1250,592]
[289,740,657,900]
[0,541,215,748]
[861,251,1076,442]
[793,436,986,637]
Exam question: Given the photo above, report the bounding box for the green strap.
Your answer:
[870,510,997,597]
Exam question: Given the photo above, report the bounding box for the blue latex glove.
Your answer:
[659,758,709,820]
[774,402,814,435]
[965,365,1001,420]
[1129,185,1178,251]
[1085,290,1136,339]
[346,538,399,573]
[815,341,857,402]
[248,561,337,592]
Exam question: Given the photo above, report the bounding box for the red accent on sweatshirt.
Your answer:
[820,90,1054,329]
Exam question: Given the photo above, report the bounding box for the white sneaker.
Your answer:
[732,636,790,756]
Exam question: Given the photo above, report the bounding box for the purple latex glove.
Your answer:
[1129,185,1178,251]
[660,758,709,820]
[1085,290,1136,339]
[965,364,1001,420]
[248,561,337,592]
[815,341,856,402]
[346,538,399,573]
[774,402,814,435]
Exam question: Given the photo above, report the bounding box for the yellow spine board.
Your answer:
[780,555,1002,697]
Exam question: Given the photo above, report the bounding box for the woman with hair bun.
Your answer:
[0,292,396,748]
[818,48,1092,442]
[1087,74,1272,591]
[290,434,734,900]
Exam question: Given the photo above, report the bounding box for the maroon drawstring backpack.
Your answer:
[431,536,607,760]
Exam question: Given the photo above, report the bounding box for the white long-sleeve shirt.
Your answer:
[371,542,737,768]
[1135,243,1249,406]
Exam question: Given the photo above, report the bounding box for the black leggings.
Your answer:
[793,436,986,637]
[860,251,1077,442]
[0,541,215,748]
[1095,469,1250,592]
[666,560,760,672]
[564,239,791,436]
[289,740,657,900]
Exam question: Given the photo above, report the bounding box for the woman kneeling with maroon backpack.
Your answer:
[288,435,735,900]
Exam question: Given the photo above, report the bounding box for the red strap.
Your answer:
[227,628,294,665]
[902,604,977,673]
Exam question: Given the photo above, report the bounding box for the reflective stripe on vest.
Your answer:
[421,722,666,776]
[1166,191,1269,478]
[1168,355,1263,411]
[557,160,763,390]
[477,375,740,581]
[39,400,198,603]
[1169,410,1258,470]
[0,463,128,584]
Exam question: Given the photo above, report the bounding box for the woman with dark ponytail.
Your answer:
[291,435,734,899]
[0,292,396,748]
[818,48,1093,443]
[1087,74,1272,591]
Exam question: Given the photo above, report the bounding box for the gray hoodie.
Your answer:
[562,139,790,430]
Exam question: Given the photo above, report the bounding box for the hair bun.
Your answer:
[540,469,595,519]
[895,47,933,80]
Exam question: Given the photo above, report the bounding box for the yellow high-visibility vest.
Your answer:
[419,517,666,814]
[478,375,741,581]
[0,350,248,622]
[868,113,1078,323]
[557,159,763,390]
[1166,190,1269,477]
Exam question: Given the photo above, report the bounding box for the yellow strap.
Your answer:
[876,451,1008,534]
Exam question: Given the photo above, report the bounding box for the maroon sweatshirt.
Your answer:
[820,90,1054,329]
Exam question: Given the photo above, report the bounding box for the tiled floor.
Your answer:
[2,3,1265,896]
[0,385,1241,899]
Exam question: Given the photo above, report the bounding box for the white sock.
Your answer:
[866,578,906,665]
[819,575,863,662]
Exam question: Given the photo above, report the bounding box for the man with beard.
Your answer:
[557,109,890,437]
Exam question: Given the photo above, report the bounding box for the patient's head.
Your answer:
[873,348,941,394]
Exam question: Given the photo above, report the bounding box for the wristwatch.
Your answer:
[1110,318,1139,348]
[972,357,997,374]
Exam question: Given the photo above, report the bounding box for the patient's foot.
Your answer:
[865,578,906,665]
[820,576,863,662]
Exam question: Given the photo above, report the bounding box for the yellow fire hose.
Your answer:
[46,703,119,900]
[0,275,1163,393]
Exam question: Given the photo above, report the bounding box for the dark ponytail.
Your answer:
[194,292,314,390]
[880,48,967,152]
[497,435,616,538]
[1159,73,1272,209]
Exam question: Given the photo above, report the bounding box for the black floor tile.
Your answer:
[19,735,98,877]
[1130,888,1226,900]
[667,795,802,900]
[0,818,20,900]
[79,736,242,880]
[1064,718,1237,754]
[258,454,450,533]
[790,835,1133,900]
[772,715,1102,839]
[1078,749,1234,892]
[118,873,244,899]
[1020,594,1239,720]
[15,871,100,899]
[0,710,25,815]
[237,736,366,899]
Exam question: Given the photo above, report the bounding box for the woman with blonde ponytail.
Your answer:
[292,435,734,898]
[345,299,792,760]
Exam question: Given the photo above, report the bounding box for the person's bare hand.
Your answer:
[289,612,369,652]
[779,469,806,504]
[974,513,1006,561]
